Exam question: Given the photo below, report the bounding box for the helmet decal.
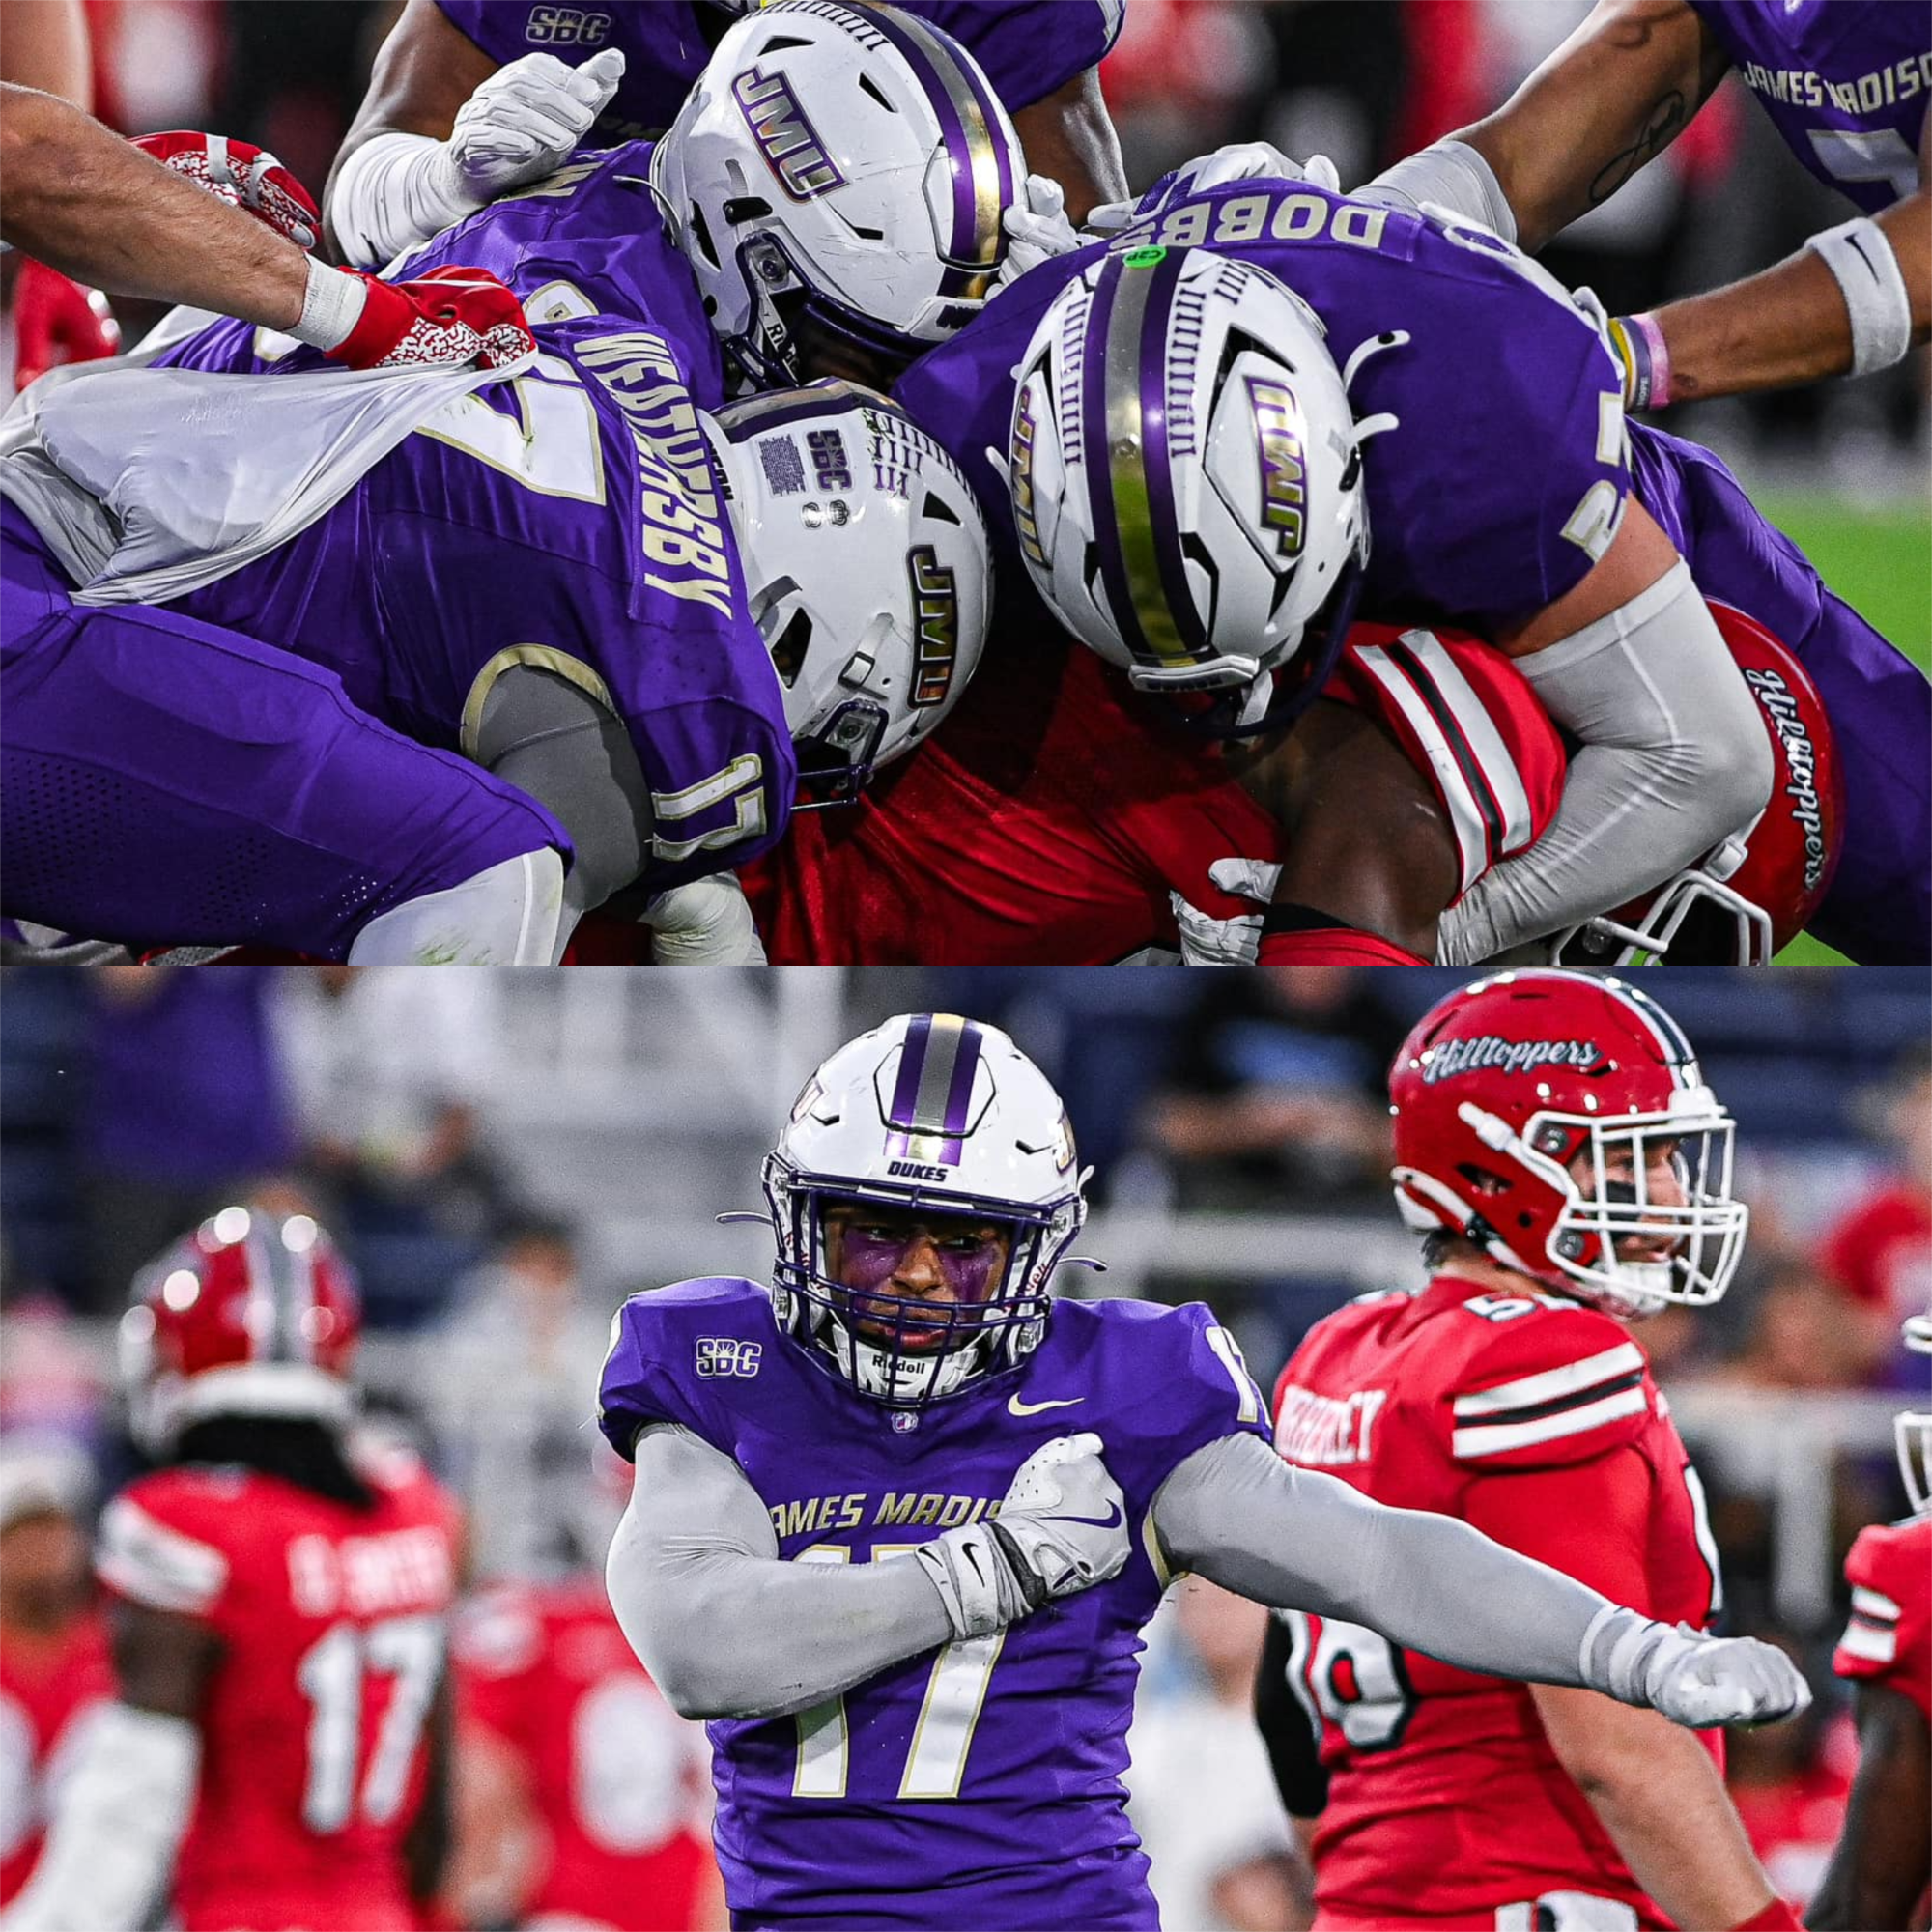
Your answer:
[1741,663,1830,893]
[1420,1035,1609,1084]
[883,1012,985,1164]
[732,64,846,201]
[1248,374,1309,559]
[907,547,959,707]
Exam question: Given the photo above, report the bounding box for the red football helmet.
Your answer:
[120,1206,361,1449]
[1558,605,1843,965]
[1389,970,1748,1319]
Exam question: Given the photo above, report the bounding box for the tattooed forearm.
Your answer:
[1587,92,1687,205]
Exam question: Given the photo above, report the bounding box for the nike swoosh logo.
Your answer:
[1008,1394,1085,1416]
[1055,1502,1123,1530]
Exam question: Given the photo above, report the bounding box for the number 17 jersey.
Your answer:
[94,1452,460,1932]
[1268,1276,1723,1929]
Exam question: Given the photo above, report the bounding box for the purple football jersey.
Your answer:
[1691,1,1928,212]
[434,0,1121,143]
[160,316,791,892]
[599,1277,1270,1929]
[896,182,1633,634]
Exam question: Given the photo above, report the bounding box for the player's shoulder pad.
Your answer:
[1436,1291,1653,1470]
[95,1471,236,1618]
[1055,1297,1271,1453]
[1836,1516,1931,1679]
[597,1276,772,1461]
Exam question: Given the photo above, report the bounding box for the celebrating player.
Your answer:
[911,216,1924,964]
[1253,968,1797,1932]
[325,0,1122,272]
[598,1011,1808,1929]
[1362,0,1928,412]
[0,1210,461,1932]
[1808,1313,1932,1929]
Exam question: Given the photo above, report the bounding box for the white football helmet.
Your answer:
[1009,243,1384,732]
[760,1013,1094,1406]
[705,380,992,801]
[649,0,1024,392]
[1899,1314,1932,1515]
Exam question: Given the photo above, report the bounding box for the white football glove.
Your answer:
[1088,145,1342,234]
[435,49,626,211]
[1169,856,1281,966]
[1583,1607,1813,1727]
[914,1433,1129,1639]
[992,173,1083,298]
[639,874,767,966]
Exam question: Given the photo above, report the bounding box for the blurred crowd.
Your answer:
[56,0,1927,480]
[0,966,1926,1927]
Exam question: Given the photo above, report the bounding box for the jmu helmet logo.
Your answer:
[1742,667,1828,891]
[1422,1036,1609,1084]
[1010,384,1047,569]
[696,1336,764,1378]
[1246,375,1308,560]
[906,546,959,708]
[732,65,845,201]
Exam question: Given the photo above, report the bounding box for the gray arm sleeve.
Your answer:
[474,667,655,916]
[1151,1432,1609,1687]
[605,1424,954,1721]
[1437,560,1776,963]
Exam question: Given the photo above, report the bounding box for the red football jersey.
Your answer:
[0,1609,113,1904]
[1270,1277,1725,1930]
[455,1577,716,1932]
[739,620,1561,965]
[1833,1513,1931,1720]
[95,1449,460,1932]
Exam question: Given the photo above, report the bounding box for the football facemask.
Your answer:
[761,1013,1094,1406]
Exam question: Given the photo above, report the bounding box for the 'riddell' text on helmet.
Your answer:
[759,1013,1095,1406]
[1388,970,1749,1320]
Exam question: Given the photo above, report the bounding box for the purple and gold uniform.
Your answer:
[1627,419,1928,964]
[1690,0,1928,213]
[157,316,791,896]
[899,183,1632,638]
[598,1279,1269,1930]
[0,499,570,956]
[434,0,1122,145]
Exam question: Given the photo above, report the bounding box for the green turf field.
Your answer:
[1752,492,1929,965]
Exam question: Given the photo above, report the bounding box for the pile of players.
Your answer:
[1,0,1925,965]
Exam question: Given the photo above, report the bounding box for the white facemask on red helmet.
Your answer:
[1898,1313,1932,1514]
[1557,604,1843,966]
[121,1206,360,1451]
[1389,969,1749,1320]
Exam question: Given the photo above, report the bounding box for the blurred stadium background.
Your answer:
[1,964,1926,1928]
[42,0,1932,966]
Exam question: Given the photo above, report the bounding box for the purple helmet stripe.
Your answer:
[888,1012,933,1130]
[1136,246,1211,660]
[939,1021,983,1138]
[883,1012,981,1164]
[862,4,1012,301]
[1082,255,1141,660]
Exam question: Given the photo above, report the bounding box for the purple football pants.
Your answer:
[1631,426,1929,965]
[1,502,571,958]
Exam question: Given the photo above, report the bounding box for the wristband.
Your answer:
[1725,1897,1803,1932]
[1608,310,1672,411]
[1806,214,1913,376]
[289,257,370,351]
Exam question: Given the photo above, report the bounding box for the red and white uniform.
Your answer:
[1833,1513,1931,1721]
[1270,1278,1724,1931]
[95,1451,460,1932]
[0,1612,112,1905]
[455,1577,716,1932]
[739,620,1561,964]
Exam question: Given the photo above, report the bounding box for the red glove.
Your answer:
[325,264,535,372]
[130,129,321,251]
[11,258,121,391]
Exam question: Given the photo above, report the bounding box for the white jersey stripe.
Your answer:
[95,1496,228,1616]
[1396,630,1536,856]
[1452,1342,1646,1419]
[1353,643,1489,894]
[1850,1584,1902,1623]
[1837,1620,1900,1665]
[1452,1385,1647,1460]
